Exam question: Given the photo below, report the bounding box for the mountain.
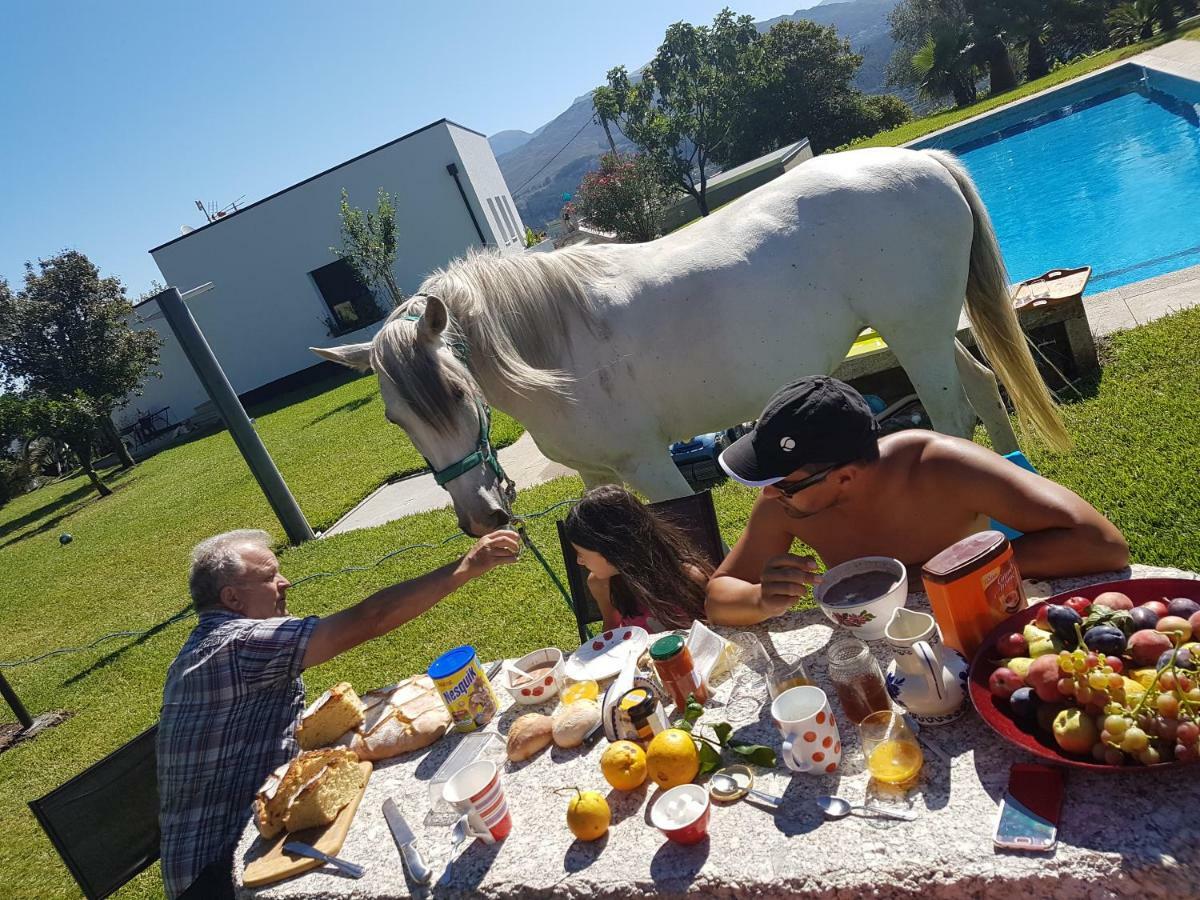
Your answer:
[499,0,903,229]
[488,130,534,156]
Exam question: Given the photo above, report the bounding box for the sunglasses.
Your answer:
[772,463,841,497]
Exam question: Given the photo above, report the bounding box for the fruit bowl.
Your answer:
[968,578,1200,771]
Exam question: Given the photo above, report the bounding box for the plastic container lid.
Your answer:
[922,530,1009,584]
[650,634,685,661]
[428,645,477,680]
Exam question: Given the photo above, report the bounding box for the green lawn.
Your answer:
[847,23,1200,151]
[3,306,1200,897]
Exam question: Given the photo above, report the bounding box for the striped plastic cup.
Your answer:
[442,760,512,842]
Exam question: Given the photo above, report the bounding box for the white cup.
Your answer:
[771,685,842,774]
[442,760,512,843]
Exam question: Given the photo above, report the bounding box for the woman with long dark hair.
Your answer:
[563,485,711,631]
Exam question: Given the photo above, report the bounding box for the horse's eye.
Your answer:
[451,385,467,402]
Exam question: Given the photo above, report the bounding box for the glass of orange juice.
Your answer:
[858,711,924,786]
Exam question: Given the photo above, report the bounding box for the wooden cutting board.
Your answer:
[243,761,373,888]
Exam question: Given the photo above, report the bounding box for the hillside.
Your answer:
[496,0,903,228]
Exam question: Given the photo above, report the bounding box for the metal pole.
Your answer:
[0,671,33,730]
[152,286,316,544]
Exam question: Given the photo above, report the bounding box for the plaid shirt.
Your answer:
[157,610,318,898]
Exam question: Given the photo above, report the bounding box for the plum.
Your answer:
[1167,597,1200,619]
[1156,616,1193,642]
[1083,625,1126,656]
[1009,686,1039,720]
[997,632,1028,657]
[1037,702,1067,733]
[1035,604,1051,629]
[1158,647,1198,671]
[1129,606,1160,631]
[1047,605,1083,645]
[1027,654,1064,702]
[1094,591,1134,611]
[989,667,1024,700]
[1129,630,1173,666]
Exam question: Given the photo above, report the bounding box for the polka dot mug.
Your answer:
[771,685,842,774]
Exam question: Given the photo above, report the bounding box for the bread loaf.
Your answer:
[506,713,553,761]
[253,748,365,839]
[296,682,365,750]
[552,700,601,748]
[337,675,450,760]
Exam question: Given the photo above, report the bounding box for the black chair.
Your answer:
[555,490,726,643]
[29,725,161,900]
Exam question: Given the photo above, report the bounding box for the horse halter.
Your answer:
[400,307,517,507]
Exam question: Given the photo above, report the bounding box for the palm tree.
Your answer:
[912,24,980,107]
[1106,0,1158,44]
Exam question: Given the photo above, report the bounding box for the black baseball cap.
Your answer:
[718,377,879,487]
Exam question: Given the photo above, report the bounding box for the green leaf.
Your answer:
[697,740,723,776]
[728,742,777,768]
[676,695,705,733]
[712,722,733,746]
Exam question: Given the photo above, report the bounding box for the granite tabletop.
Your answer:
[234,564,1200,899]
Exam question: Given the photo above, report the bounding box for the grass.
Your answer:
[3,305,1200,897]
[847,23,1200,150]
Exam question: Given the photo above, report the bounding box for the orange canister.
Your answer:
[921,530,1027,660]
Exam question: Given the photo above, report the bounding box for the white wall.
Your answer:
[126,120,507,427]
[449,124,526,250]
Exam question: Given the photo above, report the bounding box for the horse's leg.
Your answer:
[577,465,620,492]
[954,340,1019,455]
[873,324,977,439]
[619,450,694,502]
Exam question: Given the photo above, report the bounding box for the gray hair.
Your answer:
[188,529,273,611]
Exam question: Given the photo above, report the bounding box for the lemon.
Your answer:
[601,740,648,791]
[561,680,599,705]
[645,728,700,790]
[566,789,610,841]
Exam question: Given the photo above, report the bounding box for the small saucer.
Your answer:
[709,764,754,802]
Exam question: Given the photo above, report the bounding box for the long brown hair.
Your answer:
[563,486,711,629]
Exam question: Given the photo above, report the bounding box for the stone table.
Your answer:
[235,564,1200,899]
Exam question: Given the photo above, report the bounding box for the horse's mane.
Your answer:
[369,247,606,434]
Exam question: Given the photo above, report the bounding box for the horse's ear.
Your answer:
[417,295,448,343]
[310,342,373,372]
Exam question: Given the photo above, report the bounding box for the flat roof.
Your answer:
[708,138,810,188]
[149,118,485,254]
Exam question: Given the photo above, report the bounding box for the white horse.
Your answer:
[314,147,1069,536]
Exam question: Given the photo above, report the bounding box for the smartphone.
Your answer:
[993,763,1064,851]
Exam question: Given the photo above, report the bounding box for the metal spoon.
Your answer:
[711,772,783,806]
[817,795,917,822]
[449,817,469,859]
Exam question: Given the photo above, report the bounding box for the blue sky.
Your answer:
[0,1,808,297]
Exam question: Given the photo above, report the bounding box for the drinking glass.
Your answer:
[858,710,924,786]
[826,638,891,725]
[768,653,812,700]
[726,633,772,719]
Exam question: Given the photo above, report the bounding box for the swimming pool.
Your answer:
[916,64,1200,293]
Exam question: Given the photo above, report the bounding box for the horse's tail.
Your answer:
[923,149,1071,451]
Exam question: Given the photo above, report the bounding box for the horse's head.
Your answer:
[312,296,514,536]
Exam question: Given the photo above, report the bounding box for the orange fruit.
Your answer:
[645,728,700,789]
[601,740,648,791]
[566,789,610,841]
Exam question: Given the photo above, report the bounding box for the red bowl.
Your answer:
[650,784,711,844]
[968,577,1200,771]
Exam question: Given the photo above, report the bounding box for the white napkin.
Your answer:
[686,620,730,689]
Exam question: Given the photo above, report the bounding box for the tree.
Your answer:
[717,19,910,159]
[592,86,622,156]
[0,251,160,470]
[594,9,761,216]
[911,22,979,107]
[333,188,403,308]
[1106,0,1158,43]
[0,392,111,497]
[573,153,673,242]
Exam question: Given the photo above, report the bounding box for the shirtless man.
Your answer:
[706,377,1128,626]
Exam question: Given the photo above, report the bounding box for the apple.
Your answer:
[989,667,1024,700]
[1093,591,1134,611]
[997,632,1028,657]
[1027,654,1064,702]
[1129,630,1173,666]
[1035,604,1051,629]
[1156,616,1193,642]
[1143,600,1169,619]
[1189,610,1200,636]
[1065,596,1092,616]
[1053,708,1098,754]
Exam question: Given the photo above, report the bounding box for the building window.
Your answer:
[309,259,389,337]
[503,196,522,238]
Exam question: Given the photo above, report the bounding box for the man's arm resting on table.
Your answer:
[932,440,1129,578]
[302,530,519,670]
[705,495,820,626]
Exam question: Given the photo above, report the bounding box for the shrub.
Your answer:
[573,153,672,243]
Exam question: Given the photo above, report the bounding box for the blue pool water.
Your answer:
[918,65,1200,293]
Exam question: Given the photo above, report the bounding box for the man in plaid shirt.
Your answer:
[158,526,519,898]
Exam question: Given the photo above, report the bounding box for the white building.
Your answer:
[126,118,524,435]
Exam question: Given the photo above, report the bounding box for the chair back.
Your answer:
[555,490,725,642]
[28,725,160,900]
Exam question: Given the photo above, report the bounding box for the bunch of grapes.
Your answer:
[1098,659,1200,766]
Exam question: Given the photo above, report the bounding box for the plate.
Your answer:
[968,577,1200,772]
[565,626,649,682]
